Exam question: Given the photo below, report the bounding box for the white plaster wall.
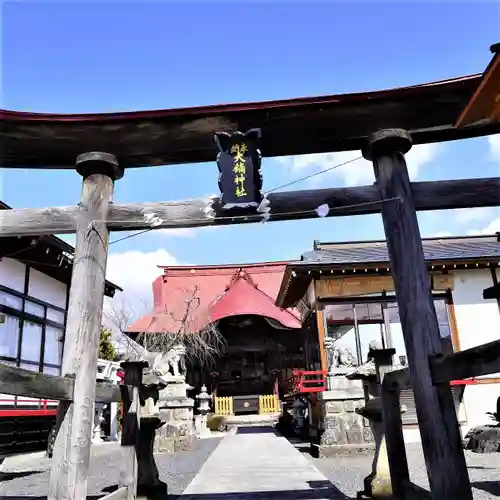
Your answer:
[452,269,500,351]
[0,258,26,292]
[462,384,500,427]
[28,267,67,308]
[403,424,469,444]
[452,269,500,426]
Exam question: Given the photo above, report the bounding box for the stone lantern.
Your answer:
[196,384,213,438]
[345,342,406,499]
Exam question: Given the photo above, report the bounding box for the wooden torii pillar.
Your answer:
[48,152,123,500]
[363,129,472,500]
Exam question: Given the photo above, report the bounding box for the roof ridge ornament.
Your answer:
[228,267,257,287]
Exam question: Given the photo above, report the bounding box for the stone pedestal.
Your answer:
[92,402,105,444]
[313,375,375,457]
[109,402,119,442]
[154,377,196,453]
[346,346,406,499]
[357,398,393,498]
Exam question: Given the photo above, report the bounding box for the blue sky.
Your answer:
[2,2,499,305]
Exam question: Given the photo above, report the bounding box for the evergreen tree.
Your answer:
[99,328,116,361]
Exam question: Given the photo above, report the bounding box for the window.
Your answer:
[0,286,66,374]
[20,361,40,372]
[324,303,354,324]
[43,365,61,376]
[0,291,23,311]
[44,326,63,366]
[0,314,19,358]
[323,297,455,368]
[355,303,383,322]
[25,301,45,318]
[20,321,42,363]
[47,308,65,324]
[0,286,65,375]
[387,298,454,360]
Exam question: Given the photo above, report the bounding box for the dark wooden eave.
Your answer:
[456,43,500,127]
[2,73,500,169]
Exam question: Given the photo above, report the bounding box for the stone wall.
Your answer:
[313,376,375,457]
[322,398,374,447]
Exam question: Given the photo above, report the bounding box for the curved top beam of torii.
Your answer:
[1,44,499,169]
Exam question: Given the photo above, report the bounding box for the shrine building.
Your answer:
[128,262,315,418]
[128,233,500,441]
[276,234,500,443]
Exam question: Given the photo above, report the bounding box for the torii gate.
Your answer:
[1,42,499,500]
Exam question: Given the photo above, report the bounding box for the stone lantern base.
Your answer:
[154,377,196,453]
[312,375,375,458]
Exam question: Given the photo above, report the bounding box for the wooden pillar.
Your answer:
[315,310,328,373]
[120,361,145,500]
[48,152,123,500]
[373,347,410,498]
[363,130,472,500]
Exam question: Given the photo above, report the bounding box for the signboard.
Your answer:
[214,129,263,209]
[315,276,394,299]
[315,273,454,299]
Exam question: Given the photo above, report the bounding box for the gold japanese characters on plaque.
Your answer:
[214,129,263,209]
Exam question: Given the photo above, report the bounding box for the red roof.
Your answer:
[128,261,301,333]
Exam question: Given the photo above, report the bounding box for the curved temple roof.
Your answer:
[128,262,301,334]
[2,72,500,169]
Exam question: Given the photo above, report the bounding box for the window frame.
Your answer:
[0,279,66,375]
[321,291,453,366]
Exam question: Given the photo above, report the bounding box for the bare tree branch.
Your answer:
[105,286,225,366]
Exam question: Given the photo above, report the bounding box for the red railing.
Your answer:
[0,398,58,417]
[285,370,327,395]
[450,379,478,386]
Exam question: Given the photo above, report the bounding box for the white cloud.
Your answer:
[102,248,182,348]
[105,248,179,303]
[453,207,497,225]
[468,217,500,236]
[488,134,500,162]
[276,143,440,187]
[430,231,453,238]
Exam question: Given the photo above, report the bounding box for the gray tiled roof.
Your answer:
[301,235,500,265]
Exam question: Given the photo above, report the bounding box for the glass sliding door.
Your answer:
[324,302,389,366]
[355,303,386,363]
[385,297,455,365]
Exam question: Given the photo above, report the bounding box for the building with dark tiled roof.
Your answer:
[127,234,500,438]
[0,200,122,455]
[276,234,500,444]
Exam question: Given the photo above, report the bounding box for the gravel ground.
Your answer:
[301,440,500,500]
[0,437,222,499]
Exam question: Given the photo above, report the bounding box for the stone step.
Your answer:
[224,413,280,428]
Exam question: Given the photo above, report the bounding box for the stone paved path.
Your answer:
[181,428,350,499]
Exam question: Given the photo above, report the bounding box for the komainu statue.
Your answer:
[325,338,358,369]
[338,347,357,367]
[140,343,187,384]
[162,343,187,378]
